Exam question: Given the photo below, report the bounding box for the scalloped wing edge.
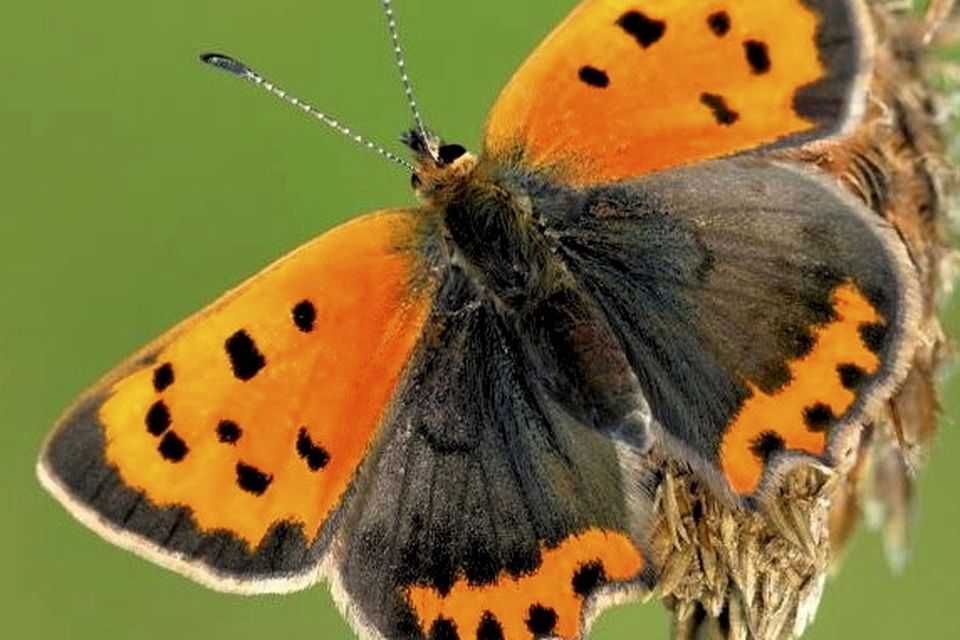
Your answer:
[642,159,922,507]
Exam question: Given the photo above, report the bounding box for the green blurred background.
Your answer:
[1,1,957,638]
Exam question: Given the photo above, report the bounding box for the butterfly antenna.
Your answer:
[200,53,415,171]
[380,0,437,161]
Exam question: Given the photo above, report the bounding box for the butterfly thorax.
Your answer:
[418,153,655,448]
[404,128,557,308]
[442,173,562,310]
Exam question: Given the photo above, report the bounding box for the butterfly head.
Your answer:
[403,128,478,204]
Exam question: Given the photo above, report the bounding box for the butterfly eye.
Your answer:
[438,143,466,165]
[411,173,423,189]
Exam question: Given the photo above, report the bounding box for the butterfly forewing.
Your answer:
[484,0,870,185]
[38,209,436,591]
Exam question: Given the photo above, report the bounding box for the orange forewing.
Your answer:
[405,529,645,640]
[95,210,434,548]
[720,284,883,494]
[485,0,865,185]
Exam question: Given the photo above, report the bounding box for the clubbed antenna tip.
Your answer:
[199,53,250,77]
[198,51,415,172]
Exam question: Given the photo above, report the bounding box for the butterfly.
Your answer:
[37,1,922,639]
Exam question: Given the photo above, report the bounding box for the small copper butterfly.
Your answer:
[38,1,936,639]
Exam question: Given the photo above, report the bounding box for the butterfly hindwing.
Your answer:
[484,0,870,184]
[550,157,918,497]
[38,209,437,592]
[331,271,653,640]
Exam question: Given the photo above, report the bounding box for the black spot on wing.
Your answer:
[296,427,330,471]
[837,363,867,390]
[429,617,459,640]
[225,330,266,380]
[43,392,320,577]
[158,431,188,462]
[859,322,887,353]
[616,11,666,48]
[572,560,607,597]
[145,400,171,436]
[700,93,739,125]
[476,613,504,640]
[578,65,609,88]
[707,11,730,36]
[526,604,558,636]
[803,403,835,432]
[152,363,174,392]
[749,431,786,463]
[744,40,771,74]
[216,419,242,444]
[292,300,316,333]
[236,462,272,495]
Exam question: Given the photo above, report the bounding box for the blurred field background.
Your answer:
[1,1,957,638]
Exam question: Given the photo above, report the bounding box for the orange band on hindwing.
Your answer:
[720,283,884,494]
[405,529,645,640]
[97,211,435,548]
